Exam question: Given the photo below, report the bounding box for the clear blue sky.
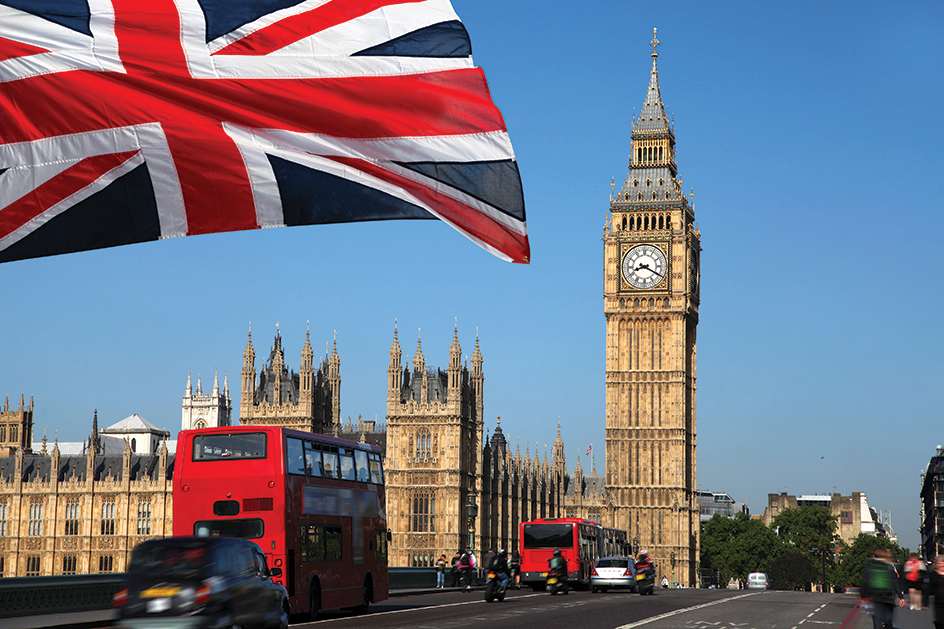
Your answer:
[1,1,941,551]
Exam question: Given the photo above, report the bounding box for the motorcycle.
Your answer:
[546,567,569,595]
[635,565,655,595]
[484,570,507,603]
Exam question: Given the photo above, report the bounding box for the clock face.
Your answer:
[622,244,667,289]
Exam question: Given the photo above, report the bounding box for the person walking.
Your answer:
[904,553,923,610]
[435,554,447,588]
[860,548,904,629]
[450,550,461,587]
[929,555,944,629]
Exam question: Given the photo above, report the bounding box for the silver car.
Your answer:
[591,556,637,593]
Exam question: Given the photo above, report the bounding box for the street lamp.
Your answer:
[670,552,676,589]
[632,536,639,557]
[465,492,478,556]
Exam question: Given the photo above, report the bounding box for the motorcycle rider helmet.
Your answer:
[553,549,562,557]
[499,549,507,557]
[639,549,649,557]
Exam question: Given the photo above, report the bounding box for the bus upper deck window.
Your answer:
[354,449,370,483]
[339,449,356,481]
[322,450,339,479]
[304,442,323,477]
[286,438,306,475]
[369,454,383,485]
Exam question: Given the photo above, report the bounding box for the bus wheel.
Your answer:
[352,581,371,615]
[308,585,321,622]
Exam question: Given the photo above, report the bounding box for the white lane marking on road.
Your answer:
[615,592,763,629]
[318,594,547,624]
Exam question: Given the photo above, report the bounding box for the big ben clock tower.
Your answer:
[604,29,700,587]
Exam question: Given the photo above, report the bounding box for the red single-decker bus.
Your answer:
[173,426,388,619]
[518,517,628,590]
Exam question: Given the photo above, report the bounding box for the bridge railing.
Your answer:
[0,574,125,618]
[0,568,445,618]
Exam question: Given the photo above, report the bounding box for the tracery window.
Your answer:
[137,499,152,535]
[26,555,40,576]
[28,500,43,536]
[64,498,80,535]
[99,555,114,573]
[415,429,431,459]
[62,555,77,575]
[101,499,115,535]
[0,501,7,536]
[410,491,435,532]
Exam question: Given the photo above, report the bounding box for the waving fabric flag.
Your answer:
[0,0,529,264]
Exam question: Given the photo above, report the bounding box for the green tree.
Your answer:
[701,513,783,585]
[771,506,839,588]
[834,533,906,589]
[768,549,816,590]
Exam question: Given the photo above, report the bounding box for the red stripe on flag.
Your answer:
[331,156,530,263]
[0,151,140,240]
[0,36,50,62]
[214,0,426,56]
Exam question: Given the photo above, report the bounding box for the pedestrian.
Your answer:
[435,554,447,588]
[450,550,461,587]
[459,547,476,591]
[662,575,669,588]
[929,555,944,629]
[860,548,904,629]
[905,553,923,610]
[510,550,521,589]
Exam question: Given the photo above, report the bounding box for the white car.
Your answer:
[746,572,769,590]
[590,557,637,593]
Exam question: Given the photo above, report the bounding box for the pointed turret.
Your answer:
[241,328,257,410]
[447,320,462,400]
[388,320,403,400]
[185,372,193,398]
[212,370,219,395]
[196,373,203,396]
[635,28,670,133]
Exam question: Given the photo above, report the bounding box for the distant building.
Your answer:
[181,371,231,431]
[0,396,34,456]
[696,491,748,523]
[761,492,895,546]
[0,409,173,578]
[920,445,944,559]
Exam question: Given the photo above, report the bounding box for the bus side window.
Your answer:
[369,454,383,485]
[304,441,322,477]
[339,449,356,481]
[322,450,339,479]
[354,449,370,483]
[286,438,306,475]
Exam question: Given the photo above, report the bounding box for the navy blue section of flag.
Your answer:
[0,164,160,263]
[354,20,470,58]
[269,155,434,226]
[2,0,91,35]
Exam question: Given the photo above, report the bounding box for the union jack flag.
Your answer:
[0,0,529,264]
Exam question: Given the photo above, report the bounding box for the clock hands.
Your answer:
[634,262,663,278]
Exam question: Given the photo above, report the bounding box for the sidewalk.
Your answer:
[850,603,933,629]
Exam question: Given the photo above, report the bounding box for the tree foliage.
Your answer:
[700,513,782,585]
[768,549,816,590]
[834,533,905,589]
[771,505,839,556]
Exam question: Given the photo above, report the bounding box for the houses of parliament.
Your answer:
[0,32,700,585]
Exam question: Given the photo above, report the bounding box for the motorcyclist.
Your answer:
[489,549,511,591]
[635,549,654,573]
[548,549,567,575]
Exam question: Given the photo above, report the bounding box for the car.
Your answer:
[114,536,289,629]
[590,556,637,593]
[746,572,770,590]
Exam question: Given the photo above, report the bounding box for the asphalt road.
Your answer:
[299,588,866,629]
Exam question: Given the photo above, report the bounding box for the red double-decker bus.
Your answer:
[173,426,388,620]
[518,517,628,590]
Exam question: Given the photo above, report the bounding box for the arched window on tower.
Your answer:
[131,438,136,452]
[622,216,627,230]
[659,146,663,161]
[416,429,431,459]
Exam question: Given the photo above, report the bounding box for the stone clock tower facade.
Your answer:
[604,29,700,586]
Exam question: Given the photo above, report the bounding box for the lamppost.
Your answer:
[670,552,676,589]
[632,536,639,557]
[465,492,478,558]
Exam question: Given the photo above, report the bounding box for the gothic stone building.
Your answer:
[603,30,700,585]
[384,326,608,567]
[0,408,173,577]
[239,328,341,434]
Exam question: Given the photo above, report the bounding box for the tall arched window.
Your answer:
[416,429,431,459]
[411,491,435,532]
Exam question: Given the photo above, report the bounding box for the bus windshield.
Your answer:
[193,433,267,461]
[523,523,573,549]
